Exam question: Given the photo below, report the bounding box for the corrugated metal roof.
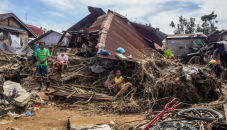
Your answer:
[97,13,151,62]
[0,13,12,18]
[67,6,106,32]
[167,34,206,39]
[28,30,66,49]
[0,25,27,33]
[215,41,227,44]
[26,24,43,36]
[16,45,33,54]
[129,22,166,46]
[207,30,220,38]
[28,30,53,49]
[88,14,106,32]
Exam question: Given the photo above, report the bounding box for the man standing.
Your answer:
[50,49,68,77]
[35,42,50,91]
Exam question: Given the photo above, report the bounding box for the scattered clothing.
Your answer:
[195,40,204,47]
[116,47,125,54]
[97,50,111,55]
[91,64,105,73]
[115,54,128,60]
[24,111,31,116]
[216,60,222,66]
[183,66,199,75]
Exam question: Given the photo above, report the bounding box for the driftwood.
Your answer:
[67,91,77,99]
[62,74,97,81]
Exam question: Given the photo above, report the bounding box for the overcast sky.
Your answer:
[1,0,227,34]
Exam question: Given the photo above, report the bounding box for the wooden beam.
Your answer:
[50,41,65,56]
[58,31,67,43]
[67,91,76,99]
[224,104,227,122]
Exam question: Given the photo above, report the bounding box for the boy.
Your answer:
[50,49,68,77]
[108,69,125,95]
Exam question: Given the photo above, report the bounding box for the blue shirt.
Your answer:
[34,46,39,51]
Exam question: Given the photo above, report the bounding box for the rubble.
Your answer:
[0,6,227,130]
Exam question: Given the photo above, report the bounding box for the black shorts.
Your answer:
[36,65,48,78]
[58,63,67,69]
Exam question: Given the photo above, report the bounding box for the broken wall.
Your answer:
[165,38,205,60]
[19,33,28,46]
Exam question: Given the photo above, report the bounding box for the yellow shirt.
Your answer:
[115,76,124,86]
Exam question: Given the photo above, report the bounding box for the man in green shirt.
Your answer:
[35,41,50,91]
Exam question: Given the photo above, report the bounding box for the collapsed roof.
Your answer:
[66,7,167,62]
[67,6,106,32]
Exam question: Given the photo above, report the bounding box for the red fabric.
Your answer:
[32,104,40,108]
[216,60,222,66]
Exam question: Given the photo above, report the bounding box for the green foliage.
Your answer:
[169,16,196,34]
[148,23,151,27]
[200,11,218,35]
[169,21,175,28]
[220,29,225,33]
[163,49,174,59]
[170,11,218,35]
[145,23,152,27]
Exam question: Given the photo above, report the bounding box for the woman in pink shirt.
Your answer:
[50,49,68,77]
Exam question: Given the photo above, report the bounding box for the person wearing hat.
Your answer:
[50,49,68,77]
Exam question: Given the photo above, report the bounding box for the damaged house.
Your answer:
[203,30,227,67]
[0,13,37,47]
[185,30,227,67]
[59,6,167,62]
[165,34,206,61]
[206,30,221,44]
[28,30,70,55]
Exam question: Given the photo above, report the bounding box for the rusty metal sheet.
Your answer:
[130,22,167,46]
[97,14,151,62]
[88,15,106,32]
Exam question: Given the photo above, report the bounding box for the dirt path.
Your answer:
[0,106,145,130]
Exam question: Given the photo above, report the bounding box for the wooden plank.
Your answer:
[67,91,76,99]
[50,41,65,56]
[58,31,67,43]
[224,104,227,122]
